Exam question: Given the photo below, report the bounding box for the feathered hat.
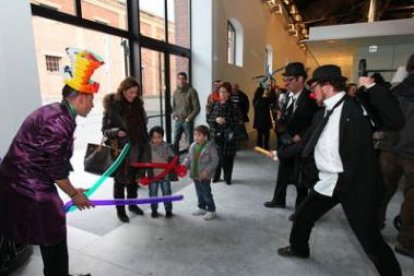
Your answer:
[63,47,104,94]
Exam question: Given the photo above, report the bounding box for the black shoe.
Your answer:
[225,179,232,185]
[69,274,92,276]
[264,201,286,208]
[212,178,220,183]
[151,211,159,218]
[277,246,309,258]
[129,205,144,215]
[288,213,296,221]
[165,211,173,218]
[117,213,129,223]
[395,242,414,258]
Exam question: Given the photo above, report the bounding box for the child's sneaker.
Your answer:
[192,208,207,216]
[203,211,216,221]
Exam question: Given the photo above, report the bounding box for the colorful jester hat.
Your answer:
[63,47,104,94]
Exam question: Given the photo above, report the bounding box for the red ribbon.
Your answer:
[130,156,187,185]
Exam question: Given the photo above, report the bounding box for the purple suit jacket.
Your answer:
[0,102,75,245]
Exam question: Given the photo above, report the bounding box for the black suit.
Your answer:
[356,84,404,132]
[271,89,319,207]
[283,89,319,138]
[289,97,402,276]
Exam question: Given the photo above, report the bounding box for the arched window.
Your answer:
[227,18,243,67]
[227,21,236,65]
[265,45,273,73]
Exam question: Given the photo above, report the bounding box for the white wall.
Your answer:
[0,1,42,156]
[212,0,307,128]
[191,0,213,126]
[355,44,414,82]
[309,18,414,41]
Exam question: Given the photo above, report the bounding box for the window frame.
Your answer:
[45,55,61,72]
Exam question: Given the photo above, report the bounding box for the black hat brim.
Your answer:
[307,76,348,85]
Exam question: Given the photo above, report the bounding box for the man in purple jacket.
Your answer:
[0,48,103,276]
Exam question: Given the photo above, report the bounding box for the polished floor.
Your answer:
[11,147,414,276]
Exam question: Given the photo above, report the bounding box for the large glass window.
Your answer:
[140,0,166,41]
[167,0,190,48]
[32,16,129,148]
[169,54,189,148]
[30,0,76,15]
[30,0,192,144]
[169,54,189,92]
[81,0,128,30]
[141,48,166,131]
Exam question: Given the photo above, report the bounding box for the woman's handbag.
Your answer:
[84,138,119,176]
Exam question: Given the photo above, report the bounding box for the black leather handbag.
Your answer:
[84,139,119,176]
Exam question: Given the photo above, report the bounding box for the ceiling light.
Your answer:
[294,14,302,22]
[272,4,283,14]
[289,5,298,15]
[369,45,378,53]
[287,23,295,32]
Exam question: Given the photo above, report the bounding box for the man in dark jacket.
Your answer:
[264,62,318,209]
[172,72,200,152]
[277,65,402,276]
[378,53,414,258]
[231,83,250,142]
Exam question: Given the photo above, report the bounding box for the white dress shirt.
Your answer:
[313,92,346,197]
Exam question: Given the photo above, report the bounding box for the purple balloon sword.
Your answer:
[64,195,184,212]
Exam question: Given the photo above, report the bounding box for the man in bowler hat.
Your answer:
[277,65,402,276]
[264,62,318,210]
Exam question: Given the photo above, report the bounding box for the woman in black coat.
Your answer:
[208,82,241,185]
[102,77,149,222]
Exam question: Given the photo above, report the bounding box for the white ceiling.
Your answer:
[305,18,414,65]
[306,34,414,64]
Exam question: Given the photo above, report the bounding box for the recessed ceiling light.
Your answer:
[369,45,378,53]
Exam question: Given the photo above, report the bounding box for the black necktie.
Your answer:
[285,96,296,121]
[302,96,346,158]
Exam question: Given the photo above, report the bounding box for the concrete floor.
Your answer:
[11,148,414,276]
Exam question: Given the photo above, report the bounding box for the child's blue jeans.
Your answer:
[149,180,172,212]
[194,179,216,212]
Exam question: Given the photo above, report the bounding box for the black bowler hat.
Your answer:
[309,65,347,84]
[282,62,307,78]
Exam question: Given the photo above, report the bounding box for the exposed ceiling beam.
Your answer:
[387,5,414,12]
